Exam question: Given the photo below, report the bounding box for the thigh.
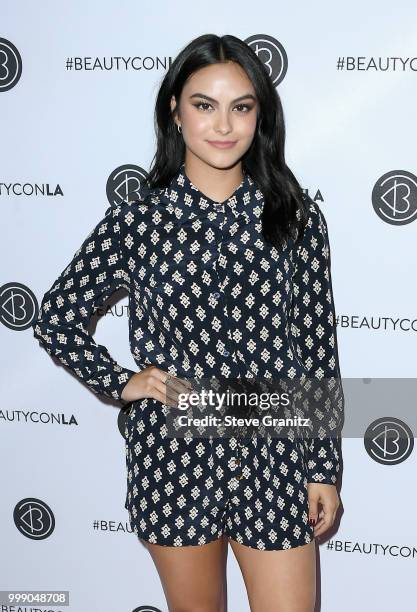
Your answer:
[229,538,316,612]
[143,534,229,612]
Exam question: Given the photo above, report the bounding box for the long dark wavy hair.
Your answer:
[145,33,309,250]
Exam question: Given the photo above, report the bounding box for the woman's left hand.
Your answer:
[307,482,340,537]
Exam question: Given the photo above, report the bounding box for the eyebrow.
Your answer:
[189,93,257,104]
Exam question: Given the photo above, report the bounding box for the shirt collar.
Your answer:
[164,162,262,221]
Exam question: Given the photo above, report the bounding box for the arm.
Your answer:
[32,203,137,404]
[289,195,345,484]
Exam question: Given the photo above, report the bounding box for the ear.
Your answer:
[170,95,178,124]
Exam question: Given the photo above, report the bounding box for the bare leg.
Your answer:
[143,534,229,612]
[229,538,316,612]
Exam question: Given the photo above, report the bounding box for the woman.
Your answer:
[33,34,344,612]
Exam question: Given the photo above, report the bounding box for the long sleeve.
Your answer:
[289,195,344,484]
[32,203,137,404]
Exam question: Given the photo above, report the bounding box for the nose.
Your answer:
[214,109,232,135]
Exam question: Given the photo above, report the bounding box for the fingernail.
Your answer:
[309,518,316,526]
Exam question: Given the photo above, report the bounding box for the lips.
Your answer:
[207,140,237,148]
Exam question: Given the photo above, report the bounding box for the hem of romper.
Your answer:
[125,505,227,548]
[133,529,227,548]
[225,527,316,552]
[125,504,315,551]
[131,530,315,551]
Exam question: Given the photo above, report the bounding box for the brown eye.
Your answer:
[234,104,252,113]
[194,102,213,111]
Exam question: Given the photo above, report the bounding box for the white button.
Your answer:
[213,292,220,299]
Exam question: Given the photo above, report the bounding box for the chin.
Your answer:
[202,152,245,170]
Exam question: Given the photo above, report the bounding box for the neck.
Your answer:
[183,156,244,203]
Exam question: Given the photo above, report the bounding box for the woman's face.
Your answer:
[171,61,259,170]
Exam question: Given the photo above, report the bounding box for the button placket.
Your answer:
[233,433,245,480]
[212,212,234,360]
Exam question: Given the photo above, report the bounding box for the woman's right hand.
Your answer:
[120,365,193,408]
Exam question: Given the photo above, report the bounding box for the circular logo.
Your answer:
[0,38,22,92]
[14,498,55,540]
[244,34,288,86]
[364,417,414,465]
[0,282,38,330]
[133,607,163,612]
[372,170,417,225]
[106,165,149,207]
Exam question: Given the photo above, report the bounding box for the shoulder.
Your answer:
[293,194,330,257]
[298,194,329,239]
[301,193,327,226]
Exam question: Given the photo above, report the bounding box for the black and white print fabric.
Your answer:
[33,162,344,550]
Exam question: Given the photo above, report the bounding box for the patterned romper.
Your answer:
[32,162,343,551]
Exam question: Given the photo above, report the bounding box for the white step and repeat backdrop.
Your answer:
[1,1,416,611]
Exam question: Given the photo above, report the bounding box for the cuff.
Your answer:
[304,436,340,485]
